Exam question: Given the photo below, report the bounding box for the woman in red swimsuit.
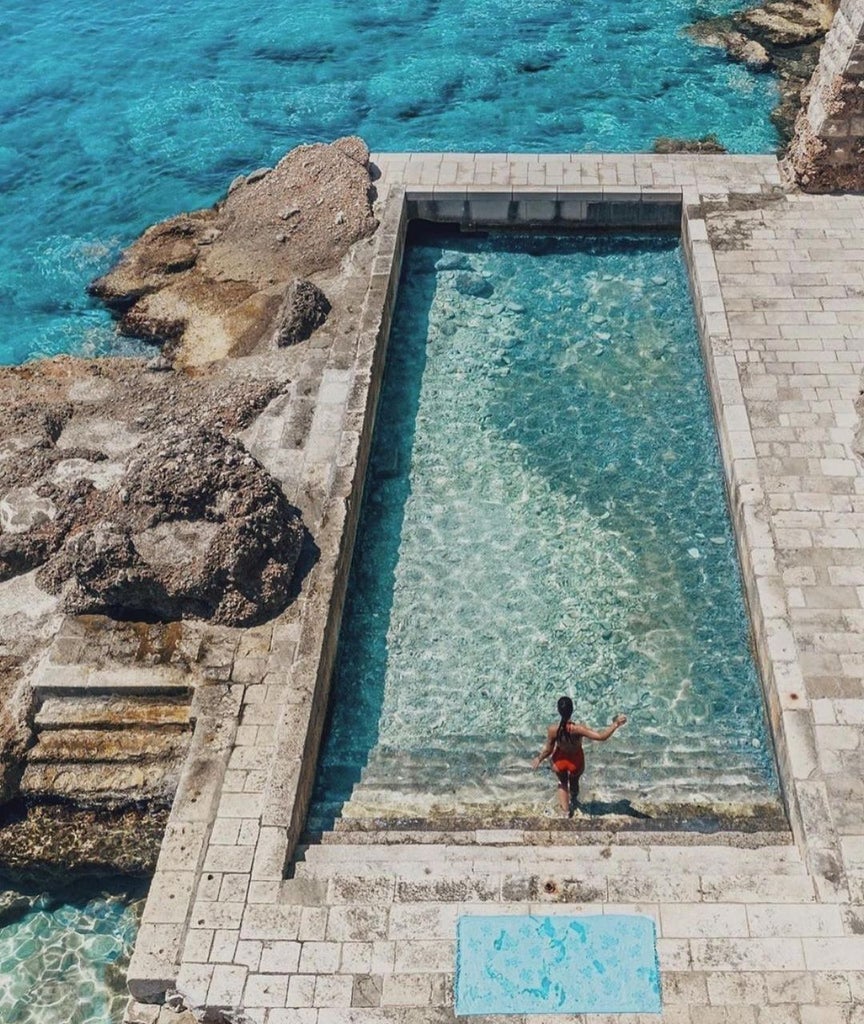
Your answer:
[532,696,627,816]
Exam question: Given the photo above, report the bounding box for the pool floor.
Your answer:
[309,228,782,829]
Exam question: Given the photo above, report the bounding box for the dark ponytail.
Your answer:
[556,696,574,744]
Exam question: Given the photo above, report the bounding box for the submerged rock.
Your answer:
[89,136,378,364]
[435,252,473,271]
[453,271,494,298]
[653,135,728,154]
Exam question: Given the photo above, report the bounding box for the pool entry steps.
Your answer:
[116,153,864,1024]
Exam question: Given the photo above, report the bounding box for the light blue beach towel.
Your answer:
[455,913,662,1015]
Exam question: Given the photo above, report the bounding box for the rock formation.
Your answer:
[272,279,332,346]
[0,358,307,627]
[0,658,31,805]
[687,0,839,141]
[89,136,378,364]
[785,0,864,189]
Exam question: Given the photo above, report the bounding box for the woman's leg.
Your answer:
[555,770,570,814]
[569,769,583,811]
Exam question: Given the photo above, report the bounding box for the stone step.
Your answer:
[293,844,807,883]
[296,830,803,862]
[35,695,191,731]
[31,659,193,698]
[20,760,182,808]
[305,776,785,836]
[26,728,189,764]
[285,868,817,906]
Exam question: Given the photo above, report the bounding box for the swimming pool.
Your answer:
[308,227,782,828]
[1,0,778,365]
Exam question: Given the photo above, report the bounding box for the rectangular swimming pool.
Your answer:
[309,225,782,830]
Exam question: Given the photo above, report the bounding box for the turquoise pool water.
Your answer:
[0,878,144,1023]
[309,230,780,826]
[1,0,778,364]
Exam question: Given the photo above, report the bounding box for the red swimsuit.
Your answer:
[552,748,585,775]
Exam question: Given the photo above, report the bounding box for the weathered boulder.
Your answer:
[726,31,773,69]
[0,358,309,626]
[38,428,306,625]
[740,0,836,45]
[89,136,378,364]
[273,279,332,346]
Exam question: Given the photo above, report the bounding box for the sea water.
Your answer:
[0,878,144,1023]
[1,0,778,364]
[309,230,781,825]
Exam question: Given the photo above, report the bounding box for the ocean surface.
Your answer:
[1,0,778,365]
[0,878,144,1023]
[309,230,780,826]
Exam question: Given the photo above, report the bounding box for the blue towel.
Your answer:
[455,913,662,1016]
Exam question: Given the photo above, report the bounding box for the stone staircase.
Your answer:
[283,829,814,933]
[21,692,193,808]
[307,730,786,833]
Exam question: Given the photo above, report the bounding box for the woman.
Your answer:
[532,696,627,815]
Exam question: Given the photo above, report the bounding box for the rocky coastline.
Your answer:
[684,0,839,144]
[0,137,378,877]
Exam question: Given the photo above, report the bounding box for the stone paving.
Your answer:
[126,153,864,1024]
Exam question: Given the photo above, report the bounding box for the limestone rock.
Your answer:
[726,31,773,69]
[0,358,309,627]
[453,271,494,298]
[89,137,378,364]
[685,0,837,141]
[273,279,332,346]
[0,803,168,877]
[653,135,728,154]
[740,0,835,46]
[0,658,34,804]
[38,427,306,626]
[0,487,57,535]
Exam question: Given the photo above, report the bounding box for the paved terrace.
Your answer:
[126,154,864,1024]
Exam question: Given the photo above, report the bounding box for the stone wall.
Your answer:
[786,0,864,191]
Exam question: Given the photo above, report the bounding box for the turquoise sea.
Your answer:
[0,879,144,1024]
[1,0,778,365]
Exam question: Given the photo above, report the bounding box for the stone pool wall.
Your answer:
[787,0,864,190]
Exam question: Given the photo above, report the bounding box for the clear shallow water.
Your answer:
[310,230,780,824]
[1,0,778,364]
[0,878,144,1023]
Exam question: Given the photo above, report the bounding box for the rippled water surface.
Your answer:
[310,231,780,825]
[0,879,144,1023]
[1,0,778,363]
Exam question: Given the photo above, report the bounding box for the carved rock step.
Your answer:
[20,761,181,808]
[35,695,191,731]
[26,728,189,764]
[31,660,193,697]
